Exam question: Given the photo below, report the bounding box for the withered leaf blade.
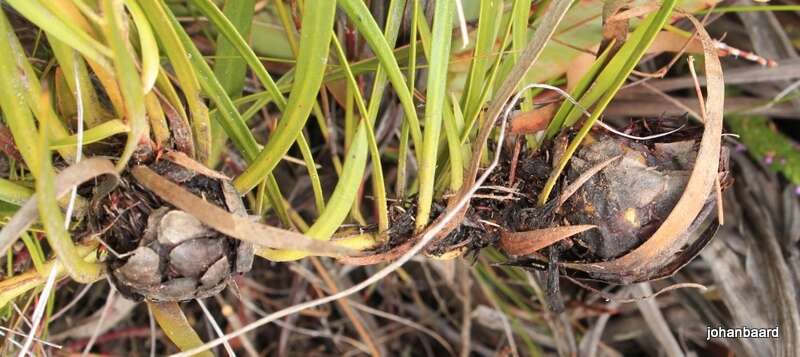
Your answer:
[131,165,355,258]
[164,151,229,181]
[499,225,597,257]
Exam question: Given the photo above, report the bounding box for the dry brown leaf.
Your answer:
[648,31,704,55]
[607,4,662,23]
[499,225,597,257]
[509,103,558,135]
[131,165,354,258]
[601,1,629,53]
[158,94,195,157]
[566,48,599,92]
[324,79,349,109]
[163,151,230,180]
[0,124,23,162]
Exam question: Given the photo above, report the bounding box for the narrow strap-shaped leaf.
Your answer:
[330,35,389,233]
[442,95,464,192]
[203,0,260,99]
[543,44,614,139]
[232,0,337,192]
[462,0,503,120]
[49,119,129,149]
[208,0,255,166]
[0,179,33,206]
[159,4,258,159]
[154,4,290,224]
[415,0,455,228]
[49,39,107,128]
[338,0,423,164]
[191,0,326,213]
[144,91,171,147]
[259,124,369,261]
[139,0,212,162]
[35,130,104,283]
[0,9,42,177]
[4,0,111,71]
[102,0,149,171]
[0,8,79,163]
[123,0,160,94]
[539,1,678,204]
[149,302,214,357]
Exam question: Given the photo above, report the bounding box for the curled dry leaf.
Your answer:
[648,31,704,55]
[131,165,354,257]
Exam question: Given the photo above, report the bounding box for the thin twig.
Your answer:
[197,299,235,357]
[309,257,382,357]
[350,302,455,355]
[81,289,115,356]
[0,326,61,349]
[50,282,95,321]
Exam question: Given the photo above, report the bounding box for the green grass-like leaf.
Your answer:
[123,0,160,94]
[338,0,423,164]
[191,0,326,214]
[0,9,43,177]
[49,119,129,149]
[209,0,255,166]
[0,179,33,206]
[35,129,102,283]
[149,302,214,357]
[4,0,111,71]
[231,0,336,193]
[140,0,212,162]
[415,0,456,228]
[102,0,149,171]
